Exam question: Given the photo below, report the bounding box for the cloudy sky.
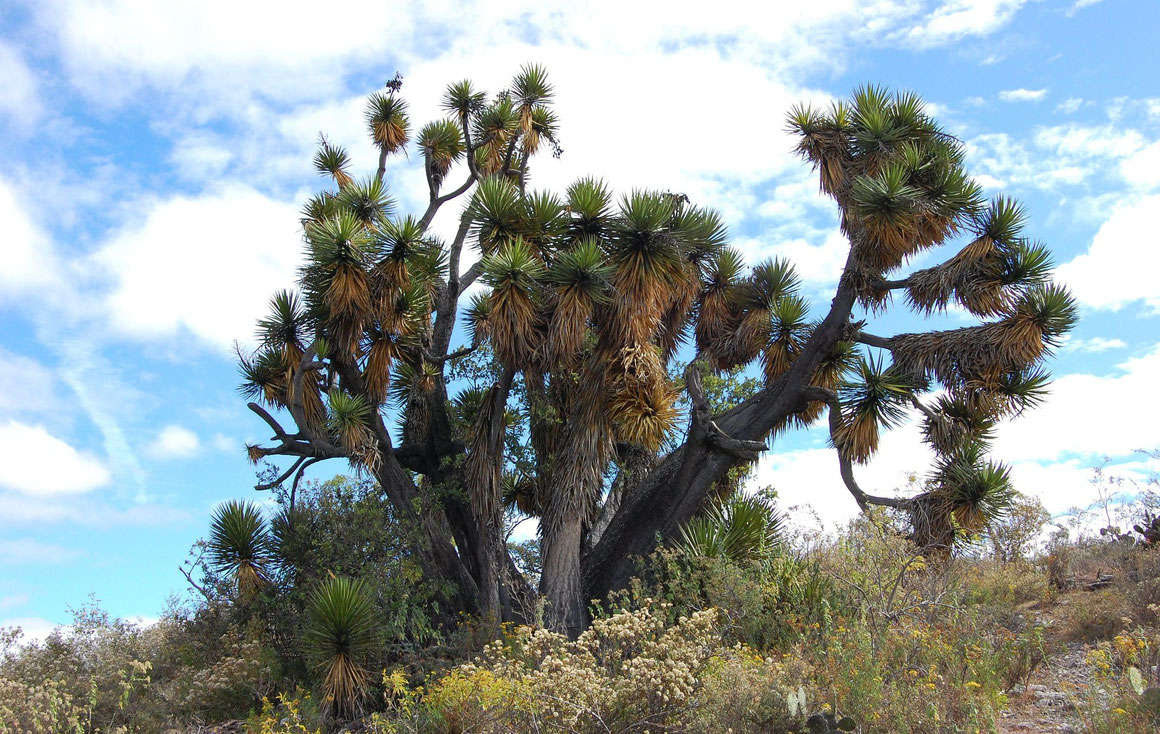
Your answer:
[1,0,1158,636]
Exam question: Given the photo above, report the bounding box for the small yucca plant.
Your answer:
[678,494,783,562]
[304,576,381,719]
[207,500,273,600]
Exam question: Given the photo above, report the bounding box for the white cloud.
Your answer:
[91,184,304,350]
[0,594,28,612]
[0,539,83,564]
[998,88,1048,103]
[0,177,61,298]
[1056,97,1084,114]
[0,349,64,417]
[1056,195,1160,312]
[0,420,111,495]
[1121,141,1160,190]
[995,345,1160,462]
[1063,336,1126,353]
[39,0,428,106]
[903,0,1028,48]
[1067,0,1103,15]
[0,42,42,130]
[210,433,236,453]
[741,229,850,289]
[1034,123,1144,161]
[148,425,200,459]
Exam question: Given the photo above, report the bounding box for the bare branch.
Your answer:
[853,330,894,350]
[375,147,388,186]
[289,457,325,511]
[255,456,308,491]
[424,344,478,364]
[686,360,767,461]
[457,261,484,295]
[247,403,295,441]
[804,386,909,512]
[179,557,213,603]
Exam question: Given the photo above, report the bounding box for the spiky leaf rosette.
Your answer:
[761,294,810,383]
[834,355,912,463]
[545,237,612,362]
[926,444,1015,537]
[327,390,377,469]
[728,258,802,367]
[522,190,567,252]
[303,211,379,355]
[695,247,744,363]
[481,238,544,369]
[442,79,486,118]
[464,291,493,347]
[237,344,291,406]
[257,290,308,353]
[606,191,685,344]
[208,500,273,600]
[566,176,613,240]
[678,494,783,562]
[304,576,380,718]
[419,119,464,188]
[336,177,394,225]
[469,175,523,253]
[313,137,352,188]
[472,96,518,176]
[365,90,410,154]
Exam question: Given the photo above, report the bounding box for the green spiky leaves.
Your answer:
[481,238,544,368]
[928,444,1015,532]
[365,90,410,154]
[835,355,914,464]
[328,390,377,468]
[208,500,273,600]
[313,137,352,188]
[549,238,614,304]
[678,494,783,562]
[442,79,486,117]
[304,576,380,718]
[469,176,524,252]
[566,177,613,239]
[419,119,465,188]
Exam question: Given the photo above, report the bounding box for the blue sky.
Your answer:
[1,0,1158,638]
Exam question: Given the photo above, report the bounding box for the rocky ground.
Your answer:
[998,593,1116,733]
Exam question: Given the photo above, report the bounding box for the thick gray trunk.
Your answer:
[540,512,586,637]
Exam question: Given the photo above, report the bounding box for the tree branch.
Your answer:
[853,330,894,350]
[247,402,294,441]
[685,361,767,461]
[423,344,477,365]
[803,386,908,511]
[255,456,308,491]
[458,261,484,295]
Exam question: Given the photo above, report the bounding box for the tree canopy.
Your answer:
[238,65,1077,636]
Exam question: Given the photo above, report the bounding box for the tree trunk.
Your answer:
[540,511,587,637]
[584,275,859,602]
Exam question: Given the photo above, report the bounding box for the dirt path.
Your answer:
[998,595,1107,733]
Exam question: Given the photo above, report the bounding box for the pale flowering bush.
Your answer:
[379,602,807,733]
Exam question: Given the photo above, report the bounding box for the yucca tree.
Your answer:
[237,69,1075,636]
[207,500,274,600]
[304,576,380,718]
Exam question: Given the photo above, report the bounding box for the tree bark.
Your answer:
[539,512,587,637]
